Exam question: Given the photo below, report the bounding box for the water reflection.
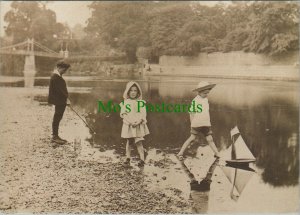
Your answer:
[190,191,209,213]
[187,158,219,213]
[63,79,298,187]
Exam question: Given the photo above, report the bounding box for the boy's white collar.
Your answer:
[53,69,61,77]
[196,95,206,99]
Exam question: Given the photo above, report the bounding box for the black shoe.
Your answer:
[190,180,199,190]
[190,179,211,191]
[51,136,65,144]
[123,158,130,165]
[199,179,211,191]
[57,136,67,143]
[137,160,145,167]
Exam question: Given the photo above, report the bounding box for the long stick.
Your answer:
[68,105,96,134]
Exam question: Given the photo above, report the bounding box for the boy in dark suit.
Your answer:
[48,60,71,144]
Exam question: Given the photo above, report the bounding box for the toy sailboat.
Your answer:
[220,126,256,200]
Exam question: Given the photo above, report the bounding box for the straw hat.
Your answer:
[193,81,216,92]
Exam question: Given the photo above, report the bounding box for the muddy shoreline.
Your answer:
[0,87,189,213]
[0,87,298,213]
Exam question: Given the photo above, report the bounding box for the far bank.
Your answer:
[143,51,299,81]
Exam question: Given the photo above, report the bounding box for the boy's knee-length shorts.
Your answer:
[191,126,213,137]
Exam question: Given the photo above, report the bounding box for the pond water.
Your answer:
[10,76,300,212]
[64,77,298,212]
[59,78,299,184]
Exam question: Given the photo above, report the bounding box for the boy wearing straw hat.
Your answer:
[177,81,220,160]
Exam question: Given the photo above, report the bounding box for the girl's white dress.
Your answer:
[120,81,150,141]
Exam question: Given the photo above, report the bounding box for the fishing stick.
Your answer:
[68,105,96,134]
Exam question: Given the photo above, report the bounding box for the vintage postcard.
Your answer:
[0,1,299,214]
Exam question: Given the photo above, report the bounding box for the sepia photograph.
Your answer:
[0,0,299,214]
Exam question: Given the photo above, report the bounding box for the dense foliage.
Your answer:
[85,1,299,62]
[2,1,299,63]
[4,1,66,51]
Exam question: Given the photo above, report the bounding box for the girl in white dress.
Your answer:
[120,81,149,166]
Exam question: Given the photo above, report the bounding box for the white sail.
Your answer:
[219,126,256,199]
[234,168,254,194]
[230,126,240,137]
[221,166,253,195]
[221,166,235,184]
[234,136,256,160]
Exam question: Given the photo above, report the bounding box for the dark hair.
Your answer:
[56,60,71,70]
[127,84,140,98]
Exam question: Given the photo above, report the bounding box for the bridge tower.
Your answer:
[23,38,36,87]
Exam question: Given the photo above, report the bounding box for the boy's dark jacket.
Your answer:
[48,73,68,105]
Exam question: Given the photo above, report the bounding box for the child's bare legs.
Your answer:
[126,140,131,159]
[123,139,132,165]
[206,135,220,157]
[177,134,197,157]
[177,134,220,158]
[136,141,145,161]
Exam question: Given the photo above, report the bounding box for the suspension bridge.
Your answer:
[0,38,125,87]
[0,38,126,59]
[0,39,66,87]
[0,38,65,58]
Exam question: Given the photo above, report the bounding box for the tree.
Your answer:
[72,24,86,40]
[242,2,299,55]
[4,1,66,51]
[148,3,192,56]
[149,3,227,56]
[215,1,299,55]
[84,1,299,60]
[86,2,152,62]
